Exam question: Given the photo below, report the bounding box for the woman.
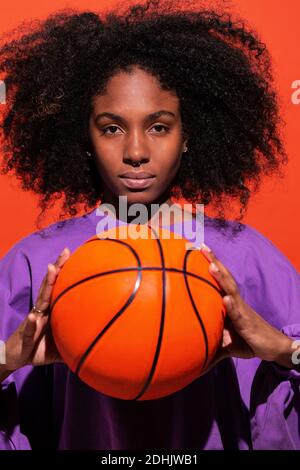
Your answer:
[0,0,299,450]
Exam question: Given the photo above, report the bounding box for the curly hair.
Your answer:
[0,0,287,232]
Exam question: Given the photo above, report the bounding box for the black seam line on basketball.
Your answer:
[50,267,222,312]
[183,249,209,369]
[75,239,142,377]
[49,237,143,311]
[133,225,166,401]
[75,269,142,377]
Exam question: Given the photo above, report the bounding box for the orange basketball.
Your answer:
[50,224,225,401]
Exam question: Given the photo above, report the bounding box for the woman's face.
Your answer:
[88,66,187,208]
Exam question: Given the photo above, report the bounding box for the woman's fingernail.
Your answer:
[210,262,219,273]
[59,248,67,257]
[224,296,233,309]
[201,242,212,252]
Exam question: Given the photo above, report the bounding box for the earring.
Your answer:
[86,150,92,157]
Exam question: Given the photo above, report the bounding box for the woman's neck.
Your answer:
[100,193,174,225]
[98,195,198,228]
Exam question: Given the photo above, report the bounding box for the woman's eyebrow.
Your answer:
[95,110,176,123]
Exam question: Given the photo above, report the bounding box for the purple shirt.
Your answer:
[0,207,299,450]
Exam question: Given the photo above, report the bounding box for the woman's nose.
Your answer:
[123,137,150,167]
[123,154,150,167]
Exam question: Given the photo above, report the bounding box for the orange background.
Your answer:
[0,0,299,270]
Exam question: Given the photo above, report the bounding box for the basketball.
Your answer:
[50,224,225,401]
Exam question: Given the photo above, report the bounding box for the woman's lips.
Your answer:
[120,177,155,189]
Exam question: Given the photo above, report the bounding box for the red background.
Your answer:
[0,0,299,270]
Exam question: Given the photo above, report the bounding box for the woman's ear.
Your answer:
[182,140,188,153]
[182,130,189,153]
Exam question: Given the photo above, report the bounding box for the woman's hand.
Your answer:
[200,243,294,369]
[4,248,71,371]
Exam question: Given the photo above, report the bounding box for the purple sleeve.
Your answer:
[250,323,300,449]
[237,227,300,449]
[0,242,33,450]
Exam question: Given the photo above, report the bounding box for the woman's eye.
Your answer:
[151,124,169,134]
[102,125,121,135]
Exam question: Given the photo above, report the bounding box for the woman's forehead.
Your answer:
[92,81,179,119]
[91,67,180,110]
